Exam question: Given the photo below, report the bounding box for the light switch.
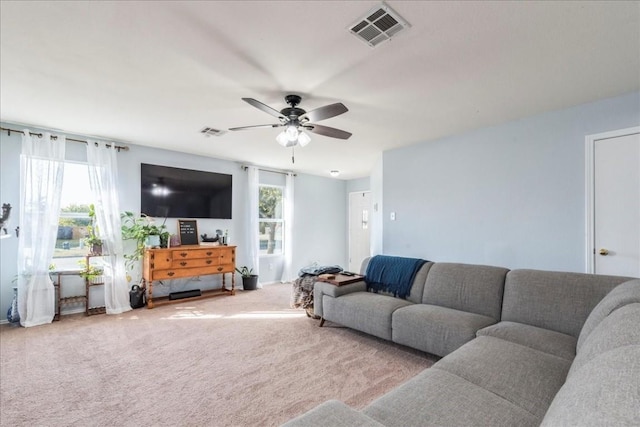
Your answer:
[390,212,396,221]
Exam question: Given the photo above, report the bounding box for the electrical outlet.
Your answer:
[390,212,396,221]
[269,263,274,271]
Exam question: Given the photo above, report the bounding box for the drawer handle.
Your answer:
[206,260,212,265]
[217,267,223,272]
[167,271,175,277]
[206,251,213,256]
[180,252,188,257]
[180,261,187,267]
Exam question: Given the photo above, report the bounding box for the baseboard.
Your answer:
[1,306,86,325]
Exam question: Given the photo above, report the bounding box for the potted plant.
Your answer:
[77,259,104,285]
[120,211,169,271]
[235,266,258,290]
[85,204,103,255]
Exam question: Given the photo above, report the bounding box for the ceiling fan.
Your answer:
[229,95,352,151]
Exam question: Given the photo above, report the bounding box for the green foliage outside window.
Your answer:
[259,186,283,255]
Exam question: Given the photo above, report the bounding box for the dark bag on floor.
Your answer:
[130,285,146,309]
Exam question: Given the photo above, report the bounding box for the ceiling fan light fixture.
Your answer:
[276,131,289,146]
[298,132,311,147]
[285,125,299,141]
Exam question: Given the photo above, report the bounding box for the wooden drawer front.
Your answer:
[150,252,172,269]
[153,265,230,280]
[173,249,221,260]
[219,248,235,264]
[171,258,220,269]
[216,263,235,274]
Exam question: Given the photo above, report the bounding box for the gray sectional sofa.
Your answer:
[284,257,640,426]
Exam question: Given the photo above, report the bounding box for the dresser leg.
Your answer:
[146,279,154,309]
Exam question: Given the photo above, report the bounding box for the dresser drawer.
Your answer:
[171,258,220,268]
[172,248,221,260]
[152,264,231,280]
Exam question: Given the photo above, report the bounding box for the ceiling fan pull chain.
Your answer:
[291,146,295,164]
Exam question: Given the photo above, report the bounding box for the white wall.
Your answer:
[382,92,640,272]
[0,124,349,320]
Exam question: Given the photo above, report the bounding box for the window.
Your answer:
[259,185,283,256]
[53,162,93,267]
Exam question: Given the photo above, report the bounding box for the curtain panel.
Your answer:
[86,141,131,314]
[17,130,65,327]
[281,173,294,282]
[247,166,260,288]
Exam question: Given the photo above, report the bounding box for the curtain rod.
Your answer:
[0,126,129,152]
[241,165,296,177]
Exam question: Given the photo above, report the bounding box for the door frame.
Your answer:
[348,190,372,273]
[584,126,640,273]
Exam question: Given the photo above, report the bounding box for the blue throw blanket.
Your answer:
[365,255,427,299]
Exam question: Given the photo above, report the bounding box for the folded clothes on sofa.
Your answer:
[365,255,427,299]
[298,264,343,277]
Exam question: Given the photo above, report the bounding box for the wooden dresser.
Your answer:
[142,245,236,308]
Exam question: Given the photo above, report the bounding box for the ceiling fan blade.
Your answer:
[229,124,281,131]
[304,123,352,140]
[300,103,348,122]
[242,98,286,120]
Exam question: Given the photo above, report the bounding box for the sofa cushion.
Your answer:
[313,281,367,318]
[502,269,633,338]
[432,336,571,421]
[421,263,508,320]
[570,303,640,377]
[322,292,413,340]
[576,279,640,351]
[392,304,496,357]
[477,321,576,361]
[282,400,385,427]
[363,368,539,427]
[540,345,640,427]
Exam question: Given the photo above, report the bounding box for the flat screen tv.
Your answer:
[141,163,232,219]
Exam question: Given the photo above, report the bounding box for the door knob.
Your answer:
[599,248,609,256]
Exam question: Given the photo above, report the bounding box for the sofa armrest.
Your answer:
[313,280,367,318]
[282,400,384,427]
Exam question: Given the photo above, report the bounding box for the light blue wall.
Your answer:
[346,177,369,194]
[0,124,349,319]
[370,155,384,256]
[293,174,348,271]
[382,92,640,272]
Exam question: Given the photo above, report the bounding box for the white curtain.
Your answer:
[17,130,65,327]
[247,166,261,288]
[86,141,131,314]
[281,173,294,282]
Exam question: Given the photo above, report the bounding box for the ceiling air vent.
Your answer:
[200,127,226,137]
[348,3,411,48]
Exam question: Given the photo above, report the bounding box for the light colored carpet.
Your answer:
[0,283,436,426]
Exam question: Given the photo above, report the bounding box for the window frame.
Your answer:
[258,184,285,257]
[52,161,93,269]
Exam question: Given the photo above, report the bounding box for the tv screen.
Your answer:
[141,163,232,219]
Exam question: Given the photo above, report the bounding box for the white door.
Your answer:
[349,191,371,273]
[589,129,640,277]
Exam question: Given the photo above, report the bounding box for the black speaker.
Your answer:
[169,289,202,300]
